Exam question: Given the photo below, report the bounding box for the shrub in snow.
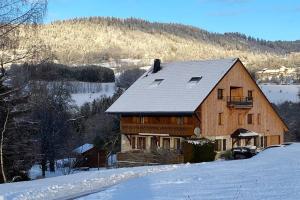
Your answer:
[219,150,234,160]
[183,138,216,163]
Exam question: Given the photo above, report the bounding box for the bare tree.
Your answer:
[0,0,47,183]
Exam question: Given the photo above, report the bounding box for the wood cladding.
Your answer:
[199,61,287,143]
[121,115,198,136]
[119,60,287,145]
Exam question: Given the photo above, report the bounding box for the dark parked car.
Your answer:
[232,146,257,159]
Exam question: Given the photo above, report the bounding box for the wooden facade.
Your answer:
[117,59,288,153]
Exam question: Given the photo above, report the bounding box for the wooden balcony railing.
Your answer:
[121,123,194,136]
[227,96,253,108]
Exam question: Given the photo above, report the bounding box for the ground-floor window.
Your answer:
[163,138,170,149]
[150,136,158,150]
[237,139,241,146]
[254,137,259,147]
[215,139,222,151]
[245,138,251,146]
[174,138,181,150]
[131,136,136,149]
[264,136,268,147]
[222,139,226,151]
[137,137,146,150]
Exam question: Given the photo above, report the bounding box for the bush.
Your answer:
[220,150,234,160]
[183,139,216,163]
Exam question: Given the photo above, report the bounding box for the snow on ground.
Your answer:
[78,144,300,200]
[259,84,300,104]
[0,144,300,200]
[71,82,116,106]
[0,165,180,200]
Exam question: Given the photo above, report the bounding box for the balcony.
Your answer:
[227,96,253,109]
[121,123,194,136]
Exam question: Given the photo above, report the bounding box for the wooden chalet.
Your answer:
[106,58,288,159]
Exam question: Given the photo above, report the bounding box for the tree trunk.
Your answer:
[0,110,9,183]
[49,159,55,172]
[41,159,47,177]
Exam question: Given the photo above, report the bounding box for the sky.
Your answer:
[46,0,300,41]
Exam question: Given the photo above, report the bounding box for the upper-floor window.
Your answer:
[257,113,261,125]
[188,77,202,84]
[139,116,145,124]
[217,89,224,99]
[248,90,253,100]
[150,79,164,87]
[247,114,253,124]
[218,113,224,125]
[177,116,184,125]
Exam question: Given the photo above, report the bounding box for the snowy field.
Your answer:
[259,84,300,104]
[0,144,299,200]
[70,82,116,106]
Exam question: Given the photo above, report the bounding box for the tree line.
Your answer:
[10,63,115,83]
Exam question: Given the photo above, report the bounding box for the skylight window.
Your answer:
[188,77,202,84]
[150,79,164,87]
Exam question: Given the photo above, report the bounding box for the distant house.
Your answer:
[73,144,106,168]
[106,58,288,160]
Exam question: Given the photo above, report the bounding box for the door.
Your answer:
[269,135,280,145]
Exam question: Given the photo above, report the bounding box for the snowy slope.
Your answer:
[0,144,300,200]
[259,84,300,104]
[0,165,180,200]
[78,144,300,200]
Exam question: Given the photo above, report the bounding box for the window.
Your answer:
[222,139,227,151]
[260,136,263,148]
[139,116,145,124]
[254,137,258,147]
[257,113,261,125]
[174,138,181,150]
[188,77,202,83]
[248,90,253,100]
[264,136,268,147]
[217,89,224,100]
[137,137,146,150]
[150,137,158,150]
[150,79,164,87]
[177,116,184,125]
[237,139,241,147]
[131,136,136,149]
[238,113,243,125]
[162,138,170,149]
[247,114,253,124]
[245,138,251,146]
[218,113,224,125]
[215,139,222,151]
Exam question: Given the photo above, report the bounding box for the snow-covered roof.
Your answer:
[73,143,94,154]
[107,58,238,113]
[239,131,259,137]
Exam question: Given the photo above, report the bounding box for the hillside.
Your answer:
[33,17,300,69]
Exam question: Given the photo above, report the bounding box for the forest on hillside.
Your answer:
[23,17,300,69]
[10,63,115,82]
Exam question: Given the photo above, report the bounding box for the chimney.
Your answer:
[152,59,161,73]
